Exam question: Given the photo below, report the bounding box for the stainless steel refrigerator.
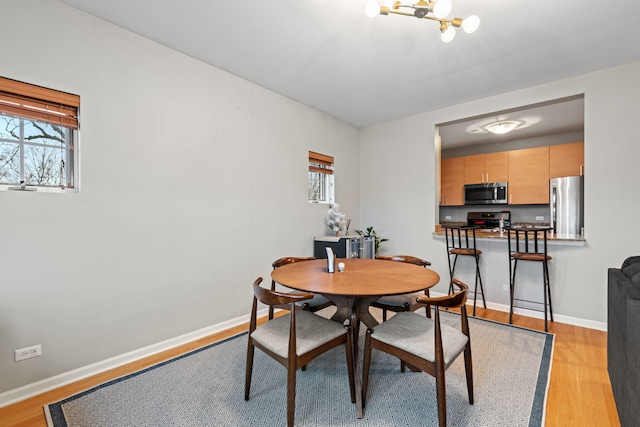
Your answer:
[550,175,584,239]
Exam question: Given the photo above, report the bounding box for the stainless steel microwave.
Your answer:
[464,182,508,205]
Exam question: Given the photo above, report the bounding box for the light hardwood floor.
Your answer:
[0,307,619,426]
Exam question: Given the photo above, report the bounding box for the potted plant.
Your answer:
[354,226,388,255]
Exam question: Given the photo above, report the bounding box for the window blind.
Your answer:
[0,76,79,129]
[309,151,334,174]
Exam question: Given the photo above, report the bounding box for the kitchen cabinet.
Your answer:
[550,141,584,178]
[441,157,464,206]
[464,152,509,184]
[508,146,549,204]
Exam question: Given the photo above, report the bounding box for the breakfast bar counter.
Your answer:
[434,223,586,246]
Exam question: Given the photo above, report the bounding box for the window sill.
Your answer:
[0,185,78,194]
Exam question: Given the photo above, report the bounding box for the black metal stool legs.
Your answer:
[448,255,459,294]
[509,257,554,332]
[509,259,517,325]
[448,253,486,316]
[472,252,486,316]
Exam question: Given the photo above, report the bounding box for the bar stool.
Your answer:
[443,225,486,315]
[506,227,553,332]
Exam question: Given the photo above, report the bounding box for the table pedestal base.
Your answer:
[327,295,380,418]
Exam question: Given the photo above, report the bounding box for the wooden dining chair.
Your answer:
[362,279,473,427]
[245,277,355,427]
[269,256,335,319]
[370,255,433,321]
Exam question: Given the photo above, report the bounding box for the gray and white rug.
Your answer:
[45,310,554,426]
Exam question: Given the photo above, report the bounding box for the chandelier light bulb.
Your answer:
[433,0,453,19]
[365,0,381,17]
[373,0,478,41]
[462,15,480,33]
[441,25,456,43]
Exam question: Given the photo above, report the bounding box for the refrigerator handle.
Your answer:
[551,185,557,233]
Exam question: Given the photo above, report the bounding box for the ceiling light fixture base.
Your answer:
[365,0,480,42]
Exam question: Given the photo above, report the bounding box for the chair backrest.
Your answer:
[250,277,313,331]
[506,227,552,257]
[253,278,313,307]
[443,226,479,251]
[375,255,431,267]
[272,256,317,269]
[418,278,468,310]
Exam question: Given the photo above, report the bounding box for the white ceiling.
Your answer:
[57,0,640,147]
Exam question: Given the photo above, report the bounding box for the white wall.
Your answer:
[360,59,640,329]
[0,0,360,397]
[3,0,640,405]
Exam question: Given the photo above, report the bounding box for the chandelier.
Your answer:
[365,0,480,42]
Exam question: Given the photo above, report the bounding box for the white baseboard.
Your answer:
[463,298,607,331]
[0,309,263,408]
[1,298,606,408]
[428,290,607,332]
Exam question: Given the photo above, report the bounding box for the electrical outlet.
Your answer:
[445,215,452,220]
[503,285,509,292]
[15,344,42,362]
[536,216,544,220]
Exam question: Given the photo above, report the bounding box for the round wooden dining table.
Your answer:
[271,257,440,418]
[271,258,440,326]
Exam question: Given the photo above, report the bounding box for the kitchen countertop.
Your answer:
[434,223,586,244]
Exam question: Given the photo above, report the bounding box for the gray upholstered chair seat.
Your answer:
[371,311,469,368]
[374,292,425,308]
[251,310,347,359]
[363,279,472,427]
[295,294,332,309]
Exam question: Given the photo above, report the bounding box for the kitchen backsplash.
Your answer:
[439,205,550,225]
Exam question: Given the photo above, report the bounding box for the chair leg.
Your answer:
[382,308,388,322]
[286,362,296,427]
[425,289,432,319]
[435,359,447,427]
[244,342,255,400]
[362,329,373,407]
[345,325,356,404]
[464,344,474,404]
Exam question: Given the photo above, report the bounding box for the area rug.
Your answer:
[45,311,554,426]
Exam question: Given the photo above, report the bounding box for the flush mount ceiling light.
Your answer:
[365,0,480,43]
[485,121,522,135]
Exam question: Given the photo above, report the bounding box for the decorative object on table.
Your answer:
[345,218,351,235]
[326,247,336,273]
[326,203,347,236]
[354,226,388,255]
[338,262,345,272]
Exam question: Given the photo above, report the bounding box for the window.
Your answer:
[308,151,334,204]
[0,77,79,191]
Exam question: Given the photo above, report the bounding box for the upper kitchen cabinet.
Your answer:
[508,146,550,204]
[441,157,465,206]
[549,141,584,178]
[464,152,509,184]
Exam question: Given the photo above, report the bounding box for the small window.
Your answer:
[0,77,79,191]
[308,151,334,204]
